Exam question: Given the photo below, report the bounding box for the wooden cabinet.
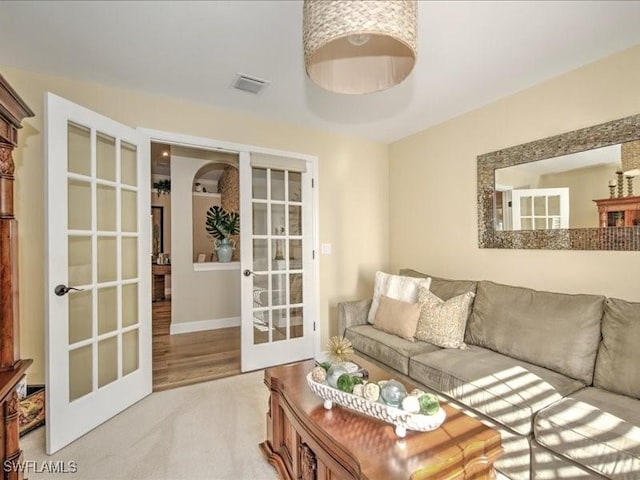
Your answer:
[152,264,171,301]
[261,359,502,480]
[0,73,34,479]
[594,196,640,227]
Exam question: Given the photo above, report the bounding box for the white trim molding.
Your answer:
[170,316,241,335]
[138,126,320,370]
[193,261,240,272]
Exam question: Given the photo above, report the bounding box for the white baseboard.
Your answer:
[170,316,240,335]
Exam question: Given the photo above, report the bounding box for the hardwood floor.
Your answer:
[152,299,241,391]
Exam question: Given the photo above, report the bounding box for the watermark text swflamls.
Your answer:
[3,460,78,474]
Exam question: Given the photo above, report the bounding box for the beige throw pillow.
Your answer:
[416,286,474,349]
[373,295,421,341]
[367,271,431,324]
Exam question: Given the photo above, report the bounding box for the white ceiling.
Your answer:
[2,1,640,143]
[498,144,621,177]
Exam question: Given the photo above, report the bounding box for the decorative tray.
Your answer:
[306,373,446,437]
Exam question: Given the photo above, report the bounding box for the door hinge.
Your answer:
[313,322,316,332]
[312,178,315,188]
[312,250,315,259]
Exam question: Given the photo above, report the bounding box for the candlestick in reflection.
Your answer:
[617,171,624,198]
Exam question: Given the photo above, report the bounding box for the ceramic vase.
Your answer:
[215,238,235,262]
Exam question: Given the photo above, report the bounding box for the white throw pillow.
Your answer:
[367,271,431,324]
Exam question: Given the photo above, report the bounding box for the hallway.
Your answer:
[152,299,241,391]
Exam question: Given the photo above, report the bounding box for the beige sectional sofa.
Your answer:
[337,269,640,480]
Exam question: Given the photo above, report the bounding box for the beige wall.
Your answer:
[496,168,541,190]
[389,44,640,301]
[538,164,621,228]
[192,193,221,262]
[171,153,240,324]
[7,67,389,383]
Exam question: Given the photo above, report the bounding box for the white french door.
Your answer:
[239,152,316,371]
[511,187,570,230]
[45,93,151,454]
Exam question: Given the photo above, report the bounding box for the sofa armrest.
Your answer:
[337,298,372,335]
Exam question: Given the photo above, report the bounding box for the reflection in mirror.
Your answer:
[477,113,640,250]
[495,143,639,231]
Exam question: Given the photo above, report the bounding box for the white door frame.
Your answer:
[138,128,321,361]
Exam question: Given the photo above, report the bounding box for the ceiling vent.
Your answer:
[232,73,270,94]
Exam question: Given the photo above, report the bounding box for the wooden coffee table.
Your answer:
[260,354,503,480]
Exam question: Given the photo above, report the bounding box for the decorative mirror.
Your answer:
[478,113,640,250]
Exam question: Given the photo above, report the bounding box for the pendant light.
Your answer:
[303,0,418,95]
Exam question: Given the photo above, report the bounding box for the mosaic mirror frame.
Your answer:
[478,113,640,250]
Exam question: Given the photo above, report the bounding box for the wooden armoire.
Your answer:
[0,73,34,479]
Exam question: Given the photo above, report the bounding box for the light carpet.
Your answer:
[22,371,279,480]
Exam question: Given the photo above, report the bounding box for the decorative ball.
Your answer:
[311,366,327,383]
[326,335,354,363]
[352,384,365,397]
[318,362,332,372]
[326,365,347,388]
[418,393,440,415]
[401,395,421,414]
[336,374,356,393]
[380,380,407,407]
[363,382,381,402]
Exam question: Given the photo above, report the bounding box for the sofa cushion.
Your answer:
[373,295,421,341]
[345,325,440,375]
[409,345,584,435]
[415,285,474,349]
[534,387,640,479]
[367,271,431,324]
[399,268,477,301]
[466,281,604,384]
[594,297,640,399]
[531,442,605,480]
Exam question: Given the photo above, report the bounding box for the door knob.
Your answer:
[243,269,254,277]
[55,284,84,296]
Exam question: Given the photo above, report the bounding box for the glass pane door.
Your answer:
[46,93,151,454]
[67,122,142,401]
[512,188,570,230]
[251,167,304,344]
[240,152,315,372]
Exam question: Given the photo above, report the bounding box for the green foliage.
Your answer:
[205,205,240,240]
[153,179,171,196]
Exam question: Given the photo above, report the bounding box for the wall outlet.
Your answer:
[321,243,332,255]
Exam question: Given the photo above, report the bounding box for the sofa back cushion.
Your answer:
[399,269,477,301]
[593,298,640,399]
[466,281,605,384]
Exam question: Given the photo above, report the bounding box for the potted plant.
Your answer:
[153,179,171,197]
[205,205,240,262]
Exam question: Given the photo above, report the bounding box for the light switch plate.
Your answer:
[321,243,332,255]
